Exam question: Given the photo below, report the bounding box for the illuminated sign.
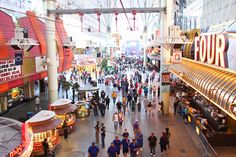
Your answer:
[78,59,96,66]
[0,59,22,82]
[8,142,25,157]
[194,33,229,68]
[161,72,171,85]
[8,123,34,157]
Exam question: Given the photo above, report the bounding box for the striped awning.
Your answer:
[170,58,236,120]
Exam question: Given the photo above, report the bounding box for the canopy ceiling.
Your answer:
[57,0,161,36]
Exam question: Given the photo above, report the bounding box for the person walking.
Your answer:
[152,85,157,96]
[107,142,117,157]
[122,129,129,138]
[35,96,40,111]
[122,136,130,157]
[105,96,110,110]
[148,133,157,156]
[42,138,49,157]
[101,90,106,101]
[93,102,99,116]
[88,142,99,157]
[129,139,138,157]
[174,98,179,115]
[123,102,127,115]
[127,92,132,106]
[165,127,171,148]
[118,111,124,127]
[133,120,139,134]
[101,123,106,148]
[137,101,141,112]
[159,132,167,153]
[112,91,117,104]
[113,136,122,156]
[143,86,148,98]
[112,111,119,130]
[133,92,138,103]
[95,121,100,144]
[147,101,152,117]
[100,102,106,117]
[122,96,127,108]
[116,101,122,112]
[136,129,143,153]
[63,120,68,139]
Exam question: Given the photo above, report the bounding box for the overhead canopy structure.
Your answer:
[48,7,165,15]
[171,58,236,120]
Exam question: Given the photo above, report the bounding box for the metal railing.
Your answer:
[199,132,218,157]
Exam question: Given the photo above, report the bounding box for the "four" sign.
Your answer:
[194,33,229,68]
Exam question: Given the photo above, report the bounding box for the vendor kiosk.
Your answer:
[0,117,34,157]
[27,110,61,156]
[75,101,90,118]
[50,99,77,135]
[78,86,99,102]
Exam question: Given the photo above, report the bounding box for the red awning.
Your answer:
[54,104,77,115]
[31,118,61,134]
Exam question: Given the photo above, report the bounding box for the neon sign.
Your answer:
[8,142,25,157]
[194,33,229,68]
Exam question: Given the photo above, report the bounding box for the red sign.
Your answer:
[162,72,171,85]
[78,59,96,66]
[172,50,182,63]
[194,33,229,68]
[8,142,25,157]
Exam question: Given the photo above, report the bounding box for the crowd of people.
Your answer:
[89,120,171,157]
[86,57,172,157]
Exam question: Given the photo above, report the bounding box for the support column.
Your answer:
[45,0,58,103]
[143,33,147,66]
[160,0,174,115]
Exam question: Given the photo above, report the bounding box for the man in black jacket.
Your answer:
[148,133,157,156]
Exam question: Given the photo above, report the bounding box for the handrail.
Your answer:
[199,132,218,157]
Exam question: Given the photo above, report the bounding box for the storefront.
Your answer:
[50,99,77,135]
[74,54,97,80]
[170,29,236,146]
[0,10,73,115]
[147,54,160,72]
[26,110,61,155]
[0,117,34,157]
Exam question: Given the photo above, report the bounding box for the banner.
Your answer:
[15,52,23,65]
[161,72,171,85]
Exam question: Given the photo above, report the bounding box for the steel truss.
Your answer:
[48,7,165,15]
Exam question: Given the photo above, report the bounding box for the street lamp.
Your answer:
[7,27,38,51]
[63,36,76,49]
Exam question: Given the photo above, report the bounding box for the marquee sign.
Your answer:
[0,59,22,82]
[194,33,229,68]
[77,59,96,66]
